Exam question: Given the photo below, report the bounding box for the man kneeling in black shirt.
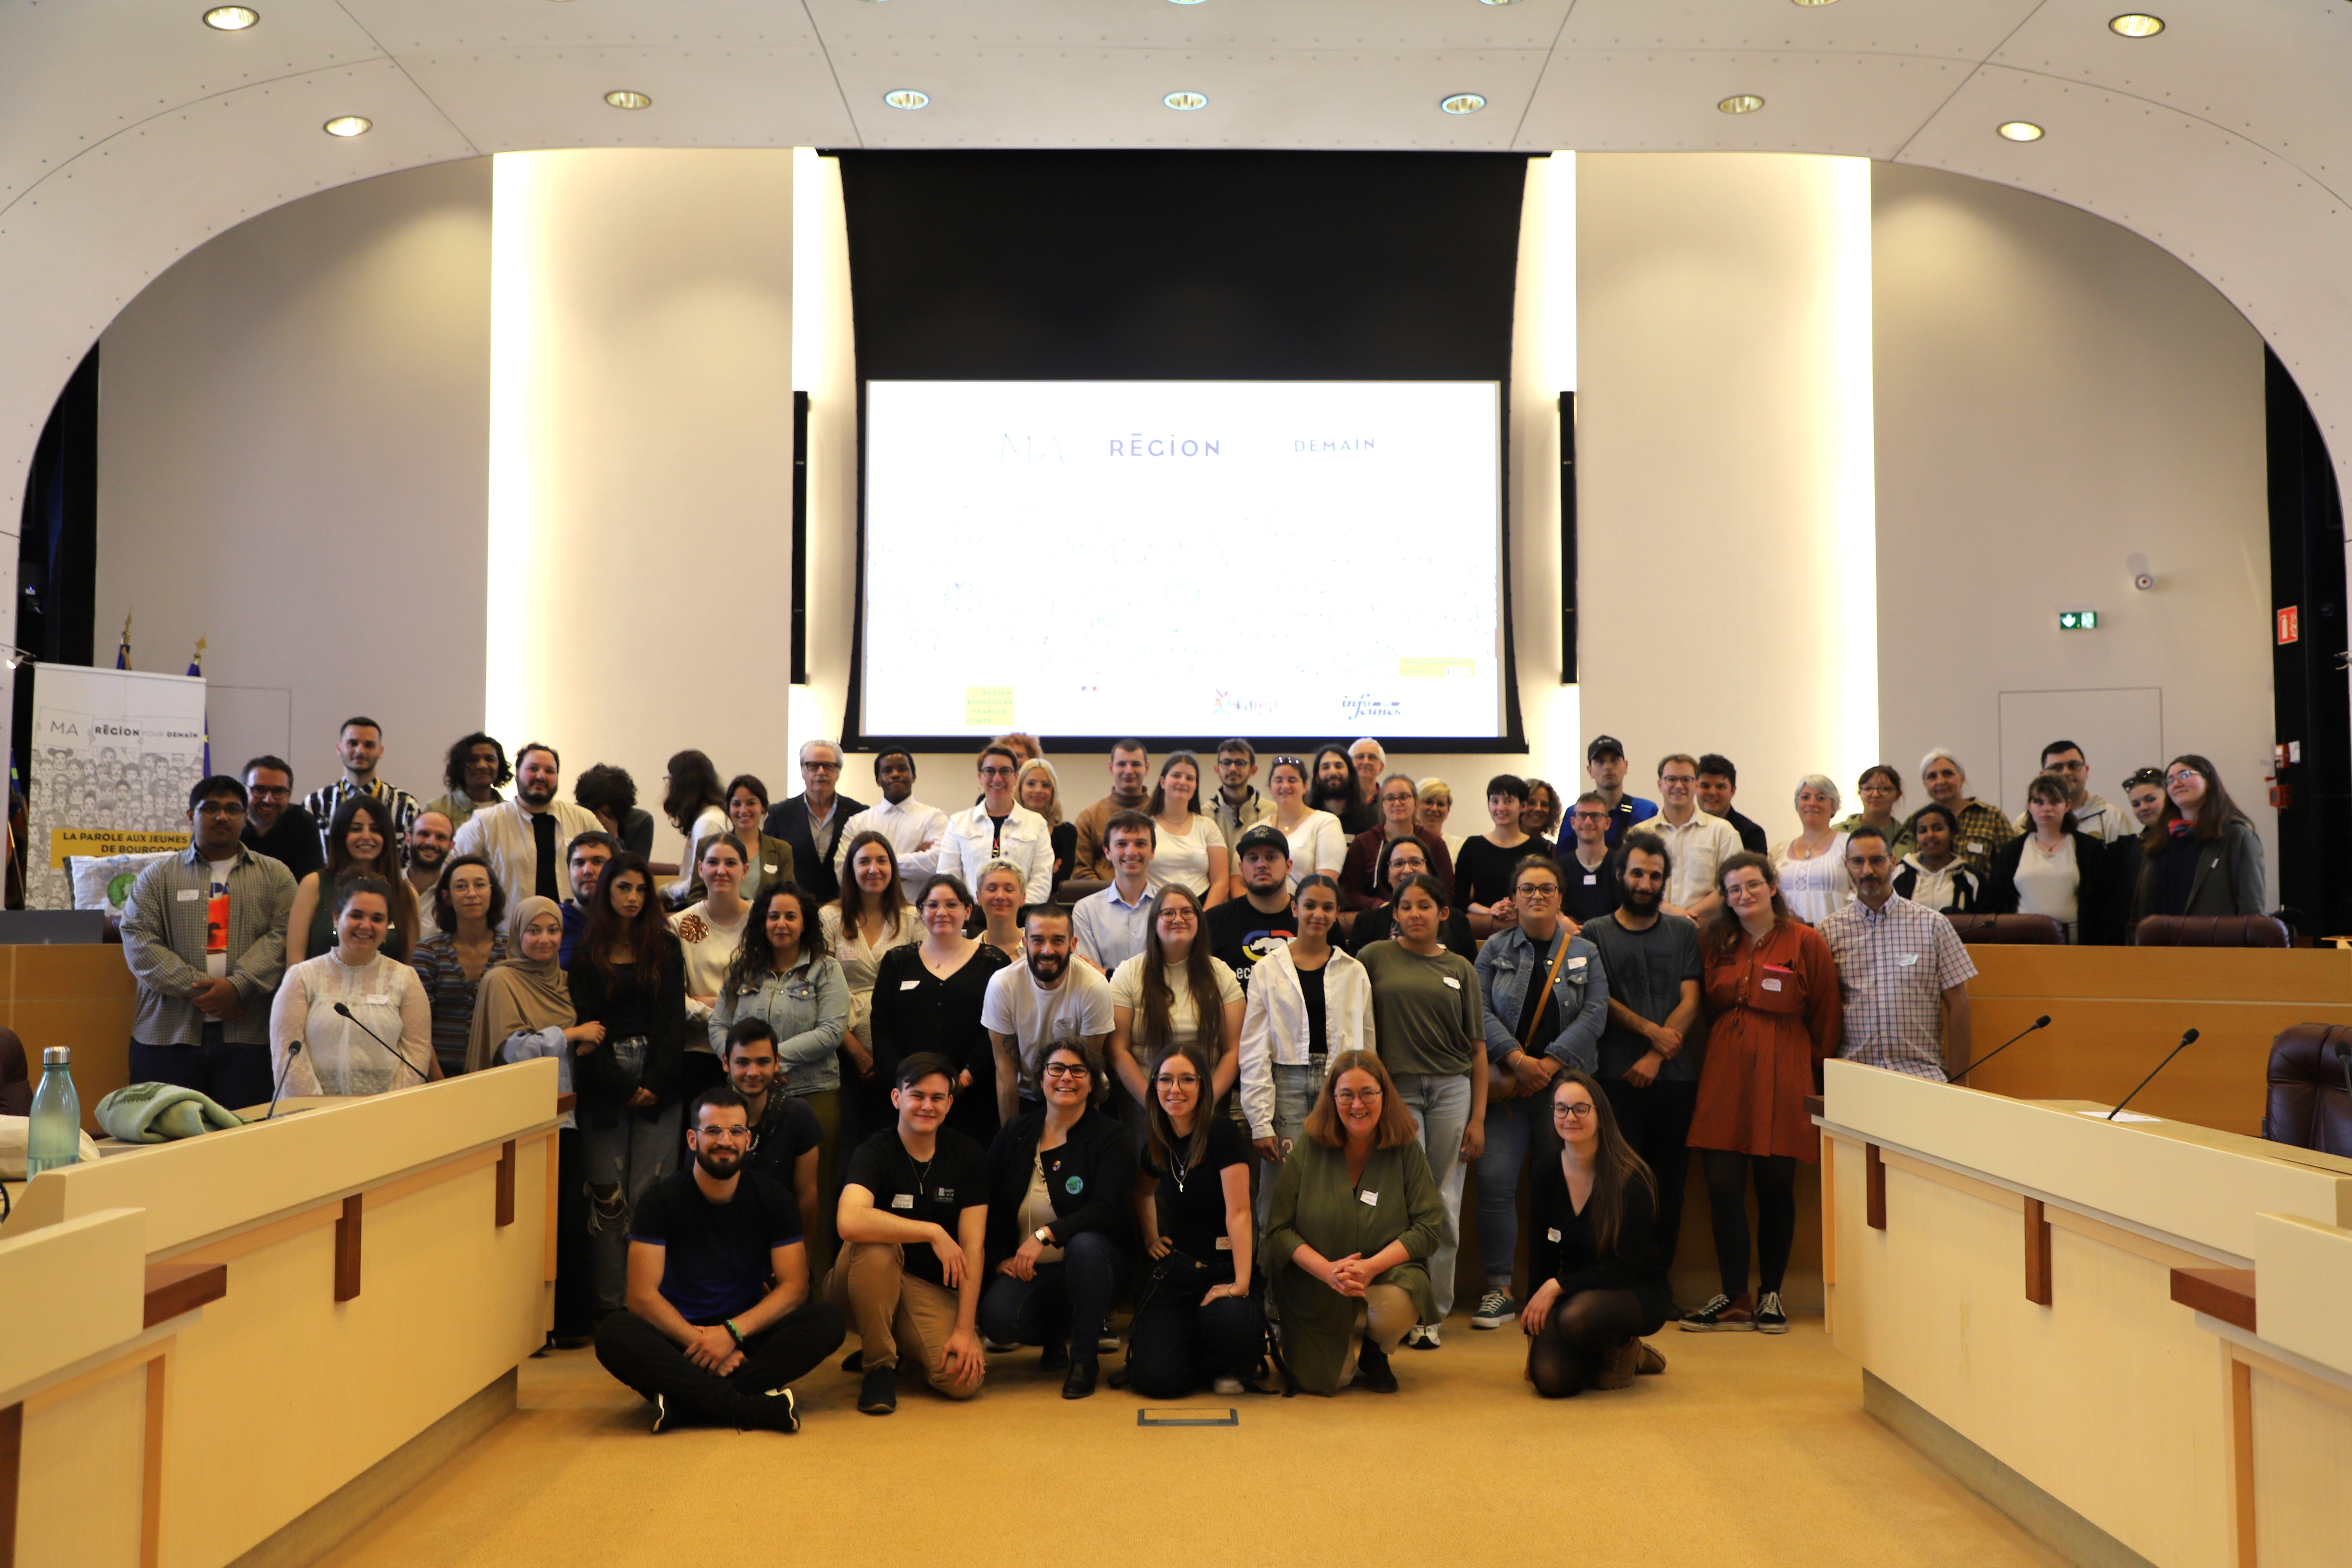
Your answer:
[593,1086,846,1433]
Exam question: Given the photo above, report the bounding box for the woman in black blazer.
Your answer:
[978,1041,1136,1398]
[1983,773,2120,943]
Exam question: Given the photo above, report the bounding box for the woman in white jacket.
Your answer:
[1238,874,1374,1223]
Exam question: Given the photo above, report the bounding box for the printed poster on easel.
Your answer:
[23,664,209,910]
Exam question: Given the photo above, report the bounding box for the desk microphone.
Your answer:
[2107,1027,2198,1120]
[1952,1015,2052,1081]
[262,1041,304,1121]
[332,1002,434,1084]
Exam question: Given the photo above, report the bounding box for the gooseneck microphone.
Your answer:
[332,1001,434,1084]
[2107,1027,2199,1121]
[1952,1015,2053,1082]
[262,1040,305,1121]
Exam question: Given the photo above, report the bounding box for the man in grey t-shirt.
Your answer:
[1581,831,1704,1277]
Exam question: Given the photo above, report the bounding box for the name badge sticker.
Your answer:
[176,888,201,902]
[1897,952,1920,967]
[1583,874,1597,885]
[1567,956,1588,972]
[1442,976,1462,991]
[900,979,922,990]
[890,1193,914,1210]
[1359,1189,1380,1206]
[1761,977,1784,992]
[1215,1236,1233,1250]
[1967,841,1987,854]
[1547,1228,1562,1243]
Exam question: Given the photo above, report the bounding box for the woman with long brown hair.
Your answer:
[2130,753,2266,926]
[659,748,728,903]
[285,794,421,963]
[1263,1050,1444,1394]
[821,830,914,1127]
[1108,883,1245,1116]
[1130,1041,1261,1398]
[563,850,689,1313]
[1681,852,1840,1335]
[1522,1070,1672,1396]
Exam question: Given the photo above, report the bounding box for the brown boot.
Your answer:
[1635,1340,1667,1375]
[1594,1341,1639,1390]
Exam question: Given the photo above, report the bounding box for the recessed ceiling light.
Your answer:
[1998,120,2045,141]
[1169,0,1207,6]
[203,6,260,29]
[883,89,930,110]
[323,115,371,137]
[2109,12,2164,36]
[1791,0,1839,6]
[1478,0,1521,6]
[1440,94,1487,115]
[1718,94,1765,115]
[603,89,651,110]
[1164,91,1208,111]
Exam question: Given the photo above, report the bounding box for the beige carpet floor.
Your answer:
[317,1315,2062,1568]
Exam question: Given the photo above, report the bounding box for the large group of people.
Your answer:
[114,716,2271,1431]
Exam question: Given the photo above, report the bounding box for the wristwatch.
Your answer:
[1034,1226,1055,1245]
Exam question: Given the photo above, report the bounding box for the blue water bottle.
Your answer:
[26,1046,81,1178]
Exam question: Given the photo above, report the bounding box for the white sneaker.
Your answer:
[1097,1334,1121,1353]
[1211,1375,1245,1395]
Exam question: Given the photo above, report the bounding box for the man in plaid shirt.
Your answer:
[120,775,299,1109]
[1890,748,2019,879]
[1819,825,1977,1082]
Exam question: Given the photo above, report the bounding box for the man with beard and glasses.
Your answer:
[239,755,324,879]
[452,742,603,904]
[982,903,1113,1126]
[594,1087,845,1433]
[1580,831,1706,1276]
[402,810,455,941]
[1207,825,1296,991]
[1819,824,1977,1083]
[836,749,948,903]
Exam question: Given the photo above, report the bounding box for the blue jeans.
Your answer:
[977,1231,1131,1364]
[1475,1093,1551,1289]
[583,1102,680,1314]
[1389,1071,1472,1320]
[130,1024,274,1112]
[1254,1059,1326,1232]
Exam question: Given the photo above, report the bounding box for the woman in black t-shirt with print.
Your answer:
[1129,1042,1262,1398]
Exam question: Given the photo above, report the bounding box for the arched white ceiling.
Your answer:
[6,0,2352,526]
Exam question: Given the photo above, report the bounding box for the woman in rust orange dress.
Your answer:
[1679,851,1840,1336]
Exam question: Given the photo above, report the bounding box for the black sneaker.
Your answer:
[1470,1289,1517,1330]
[1679,1292,1756,1332]
[1040,1341,1070,1371]
[1753,1291,1789,1334]
[858,1363,898,1415]
[650,1393,680,1434]
[1356,1338,1399,1393]
[750,1387,799,1433]
[841,1349,863,1374]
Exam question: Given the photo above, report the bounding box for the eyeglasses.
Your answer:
[695,1124,751,1142]
[978,765,1015,778]
[2165,769,2202,787]
[1041,1062,1091,1080]
[1271,755,1304,769]
[1158,907,1198,923]
[1569,810,1608,824]
[2124,768,2164,788]
[1551,1103,1596,1121]
[1333,1087,1383,1106]
[801,760,841,772]
[1512,882,1559,899]
[194,801,248,818]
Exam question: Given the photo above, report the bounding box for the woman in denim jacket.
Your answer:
[1467,853,1608,1332]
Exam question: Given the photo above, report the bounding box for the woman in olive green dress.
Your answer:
[1263,1050,1443,1394]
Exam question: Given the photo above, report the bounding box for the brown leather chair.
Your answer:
[1052,877,1110,905]
[2265,1023,2352,1156]
[0,1027,31,1118]
[1944,913,2066,945]
[2132,914,2291,948]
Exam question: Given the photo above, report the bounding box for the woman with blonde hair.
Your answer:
[1263,1050,1444,1394]
[1016,757,1078,888]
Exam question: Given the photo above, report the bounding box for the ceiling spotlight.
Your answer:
[1164,90,1208,110]
[882,89,930,110]
[603,89,651,109]
[1440,93,1487,115]
[323,115,372,137]
[1169,0,1208,6]
[202,6,260,28]
[1717,93,1765,115]
[1791,0,1839,6]
[1478,0,1522,6]
[1998,119,2045,141]
[2109,12,2164,35]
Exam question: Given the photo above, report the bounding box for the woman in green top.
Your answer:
[1264,1050,1443,1395]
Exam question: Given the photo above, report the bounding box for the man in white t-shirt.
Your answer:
[982,904,1114,1125]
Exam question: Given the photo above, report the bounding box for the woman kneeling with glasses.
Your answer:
[1263,1050,1443,1394]
[978,1041,1135,1399]
[1130,1043,1262,1398]
[1523,1071,1671,1396]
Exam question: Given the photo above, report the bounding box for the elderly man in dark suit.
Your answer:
[760,738,867,905]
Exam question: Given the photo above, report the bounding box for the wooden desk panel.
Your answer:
[2,945,136,1135]
[1959,948,2352,1137]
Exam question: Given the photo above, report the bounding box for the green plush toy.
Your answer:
[95,1081,249,1143]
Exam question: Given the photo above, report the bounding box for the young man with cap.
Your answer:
[592,1086,847,1433]
[1586,736,1657,849]
[1208,825,1298,991]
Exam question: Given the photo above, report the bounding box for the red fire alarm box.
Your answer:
[2278,605,2301,645]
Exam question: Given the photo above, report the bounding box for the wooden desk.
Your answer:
[1817,1059,2352,1568]
[1962,946,2352,1135]
[2,944,136,1134]
[0,1063,559,1568]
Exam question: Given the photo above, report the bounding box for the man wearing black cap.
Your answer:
[1207,825,1296,994]
[1586,736,1657,850]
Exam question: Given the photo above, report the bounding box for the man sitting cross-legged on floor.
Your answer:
[593,1086,846,1433]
